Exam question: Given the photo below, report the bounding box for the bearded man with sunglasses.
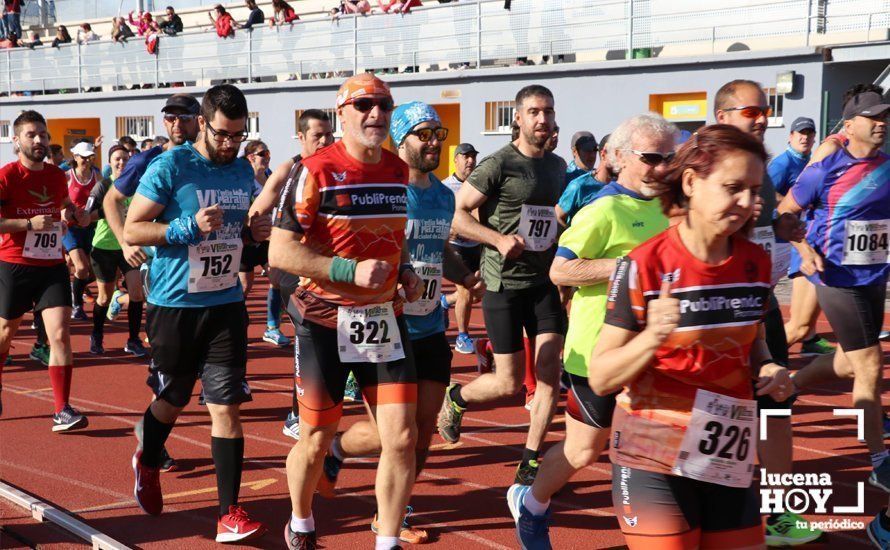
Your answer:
[438,84,567,487]
[125,84,271,543]
[715,79,820,547]
[270,73,423,550]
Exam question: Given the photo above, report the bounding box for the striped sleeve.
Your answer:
[274,161,317,234]
[604,256,644,332]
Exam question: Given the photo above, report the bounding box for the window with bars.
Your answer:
[0,120,10,143]
[483,101,515,134]
[247,112,260,140]
[294,108,342,138]
[764,87,785,128]
[115,116,155,141]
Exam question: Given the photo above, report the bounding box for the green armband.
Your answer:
[329,256,357,283]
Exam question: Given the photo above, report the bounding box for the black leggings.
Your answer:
[816,283,886,352]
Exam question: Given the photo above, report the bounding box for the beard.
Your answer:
[203,133,237,165]
[405,144,440,173]
[21,143,46,164]
[521,124,549,148]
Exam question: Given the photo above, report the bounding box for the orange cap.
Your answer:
[336,73,392,108]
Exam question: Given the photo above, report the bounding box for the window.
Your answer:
[0,120,10,143]
[247,112,260,140]
[763,87,784,128]
[115,116,155,141]
[483,100,515,134]
[294,108,342,138]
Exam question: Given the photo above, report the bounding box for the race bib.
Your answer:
[518,205,557,252]
[751,226,790,286]
[337,302,404,363]
[673,389,757,488]
[187,238,243,293]
[23,222,63,260]
[402,261,443,316]
[843,219,890,266]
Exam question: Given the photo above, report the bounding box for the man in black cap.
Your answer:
[442,143,482,354]
[556,132,610,227]
[565,130,598,182]
[770,117,816,197]
[101,93,201,473]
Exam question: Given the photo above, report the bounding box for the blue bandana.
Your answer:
[390,101,441,146]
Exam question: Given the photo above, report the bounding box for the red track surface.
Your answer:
[0,280,887,549]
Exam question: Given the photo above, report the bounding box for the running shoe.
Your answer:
[132,450,163,516]
[125,338,149,358]
[71,305,88,321]
[216,505,266,543]
[317,451,343,498]
[89,333,104,355]
[82,286,95,304]
[107,289,125,321]
[455,333,474,354]
[284,521,316,550]
[263,327,291,347]
[283,411,301,441]
[765,512,822,546]
[437,384,466,443]
[514,459,540,486]
[525,392,535,411]
[29,343,49,366]
[507,484,552,550]
[52,404,88,432]
[159,447,178,473]
[871,459,890,493]
[868,508,890,549]
[344,372,362,402]
[881,331,890,342]
[800,336,836,355]
[475,338,493,374]
[370,505,429,544]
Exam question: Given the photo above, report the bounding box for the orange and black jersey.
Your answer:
[274,141,409,327]
[604,225,772,476]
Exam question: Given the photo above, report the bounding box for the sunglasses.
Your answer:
[251,150,270,158]
[348,97,395,113]
[625,149,675,166]
[721,105,773,119]
[163,113,197,123]
[206,122,249,144]
[408,127,449,143]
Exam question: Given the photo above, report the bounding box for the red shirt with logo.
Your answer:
[604,225,771,476]
[0,161,68,266]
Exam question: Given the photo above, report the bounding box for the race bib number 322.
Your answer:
[336,302,405,363]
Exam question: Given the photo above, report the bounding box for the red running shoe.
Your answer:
[132,450,162,516]
[216,505,267,543]
[475,338,494,374]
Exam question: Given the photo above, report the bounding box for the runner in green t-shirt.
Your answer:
[87,145,147,358]
[506,113,677,549]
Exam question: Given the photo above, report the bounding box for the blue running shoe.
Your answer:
[506,484,552,550]
[870,458,890,493]
[282,412,301,441]
[455,333,474,354]
[868,509,890,549]
[263,327,291,347]
[440,294,450,331]
[107,289,125,321]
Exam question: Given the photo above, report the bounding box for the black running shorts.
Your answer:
[90,247,137,283]
[481,283,567,354]
[454,244,481,273]
[563,371,617,429]
[239,241,269,273]
[412,331,452,385]
[815,283,885,352]
[0,260,71,320]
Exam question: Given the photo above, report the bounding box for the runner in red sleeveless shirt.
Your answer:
[0,110,91,431]
[63,140,100,320]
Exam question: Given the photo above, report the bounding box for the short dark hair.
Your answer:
[154,136,170,146]
[166,5,174,10]
[201,84,249,122]
[140,138,154,149]
[515,85,554,109]
[13,110,47,135]
[49,144,63,155]
[118,135,137,148]
[214,4,226,14]
[242,140,268,156]
[843,83,884,109]
[298,109,331,134]
[714,79,764,115]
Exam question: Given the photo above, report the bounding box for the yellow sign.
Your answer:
[662,99,707,121]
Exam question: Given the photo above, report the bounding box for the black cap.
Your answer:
[455,143,478,156]
[598,133,611,151]
[790,117,816,133]
[571,131,597,151]
[162,94,200,115]
[842,91,890,121]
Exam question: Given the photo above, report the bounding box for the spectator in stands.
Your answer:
[3,0,20,40]
[0,31,18,48]
[26,30,41,49]
[51,25,72,48]
[340,0,372,14]
[128,11,159,37]
[377,0,422,13]
[159,6,184,36]
[209,5,236,38]
[240,0,265,29]
[111,17,135,42]
[269,0,299,27]
[140,138,154,151]
[77,23,100,44]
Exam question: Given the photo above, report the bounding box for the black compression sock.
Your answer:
[522,447,539,465]
[35,313,47,346]
[141,407,174,468]
[128,301,144,341]
[212,436,245,517]
[449,384,468,409]
[92,303,109,337]
[72,278,87,307]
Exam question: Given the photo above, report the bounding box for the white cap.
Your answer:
[70,141,96,157]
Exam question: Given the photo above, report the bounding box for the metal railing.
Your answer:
[2,0,888,96]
